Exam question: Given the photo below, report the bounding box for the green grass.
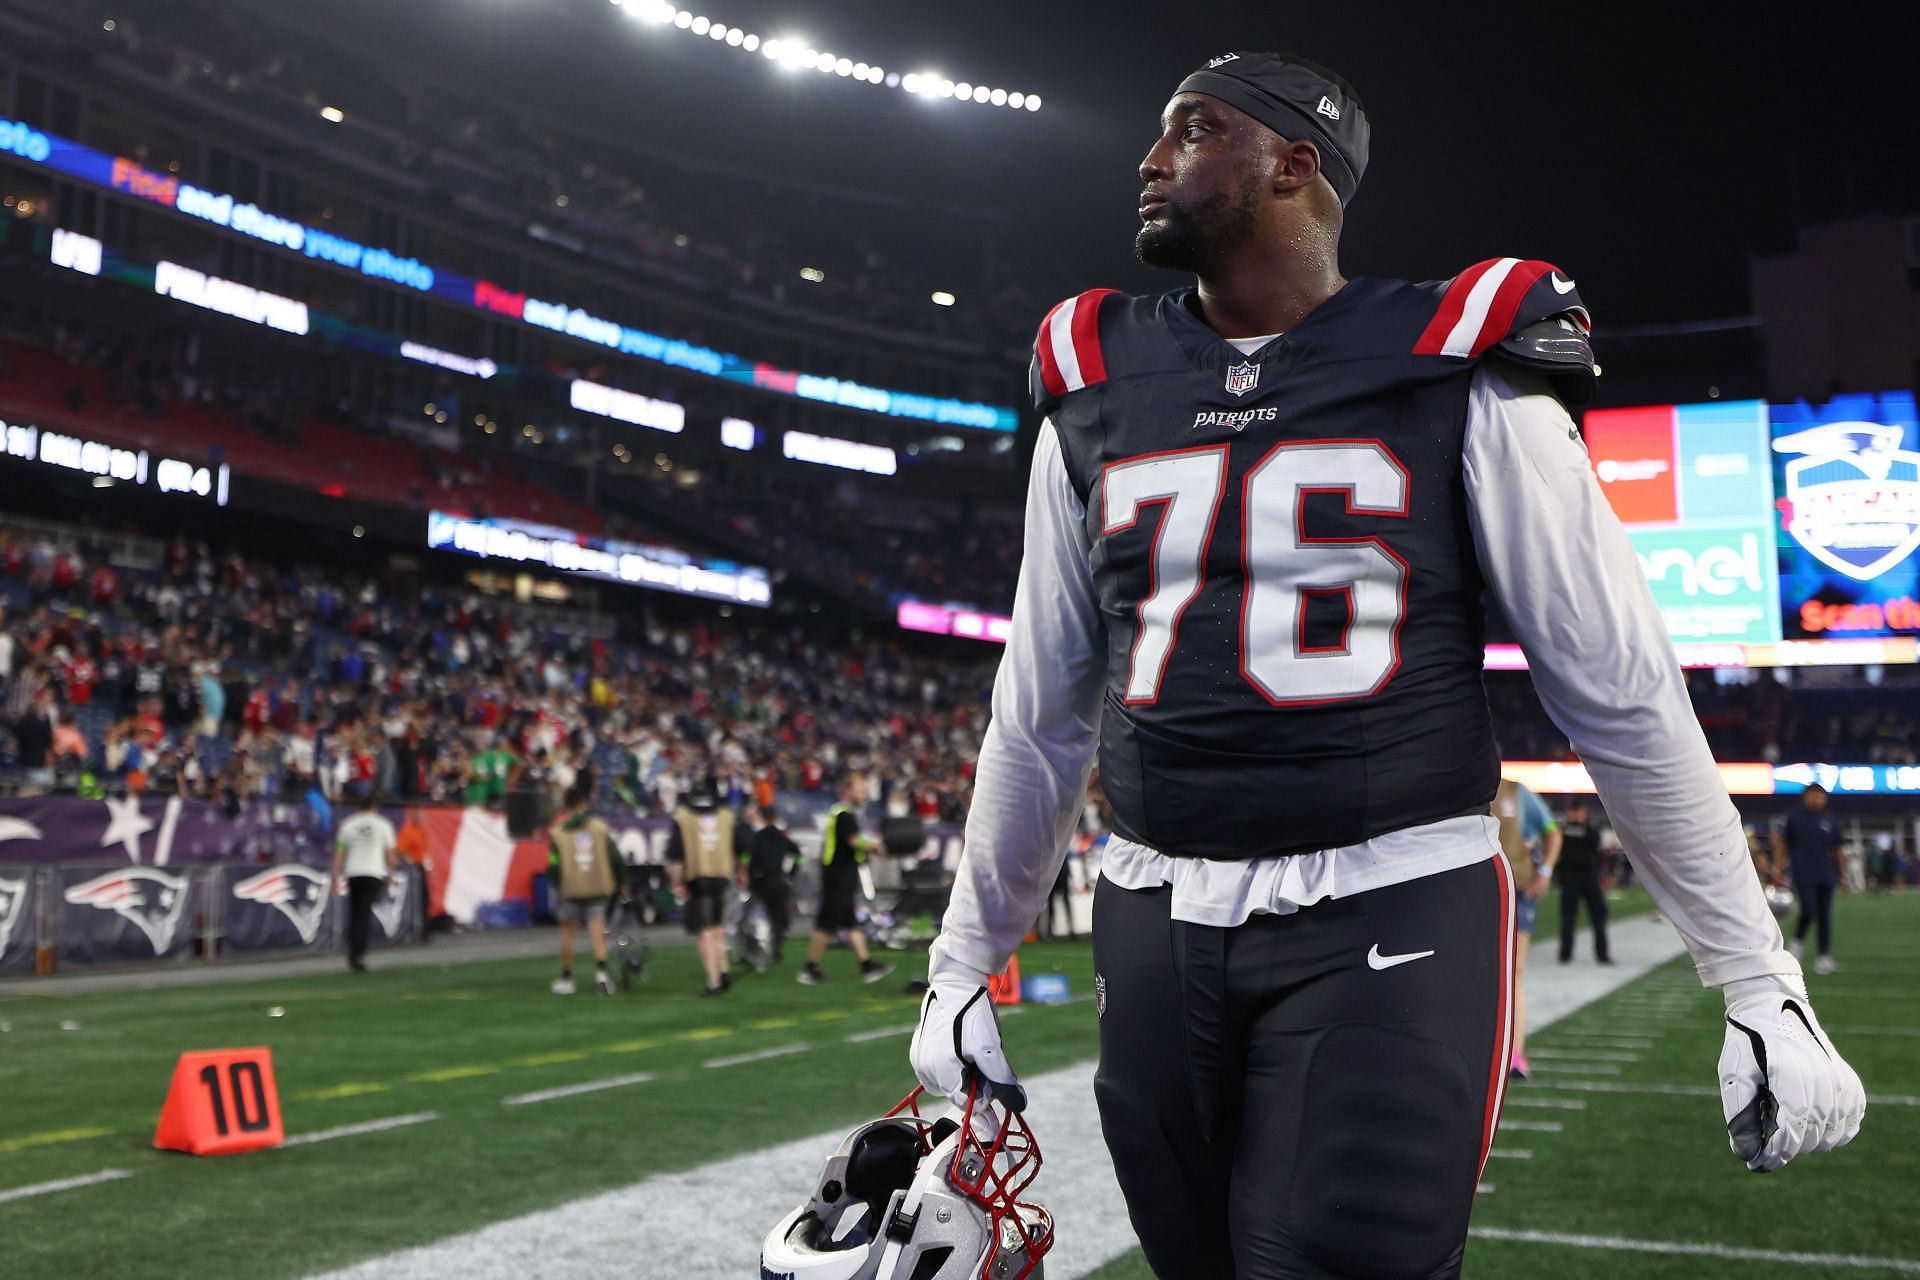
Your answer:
[1086,892,1920,1278]
[0,940,1105,1280]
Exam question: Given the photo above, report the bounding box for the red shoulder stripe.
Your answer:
[1413,258,1503,356]
[1036,289,1120,398]
[1035,297,1071,399]
[1067,288,1121,388]
[1468,259,1557,357]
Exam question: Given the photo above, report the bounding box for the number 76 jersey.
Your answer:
[1029,262,1595,860]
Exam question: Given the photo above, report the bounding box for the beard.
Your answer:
[1134,176,1263,274]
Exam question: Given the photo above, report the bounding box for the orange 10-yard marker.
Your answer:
[153,1047,285,1155]
[988,953,1023,1006]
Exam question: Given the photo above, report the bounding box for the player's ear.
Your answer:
[1273,138,1322,194]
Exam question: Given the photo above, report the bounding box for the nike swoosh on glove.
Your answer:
[1719,975,1866,1172]
[909,954,1026,1112]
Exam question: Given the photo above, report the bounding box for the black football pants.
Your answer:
[1092,856,1514,1280]
[346,875,383,964]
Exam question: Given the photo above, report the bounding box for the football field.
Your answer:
[3,890,1917,1279]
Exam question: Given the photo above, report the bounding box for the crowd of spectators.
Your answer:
[0,521,999,825]
[10,514,1920,832]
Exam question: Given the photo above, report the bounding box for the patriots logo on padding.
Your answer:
[63,868,190,956]
[233,865,332,944]
[0,874,28,955]
[373,875,410,940]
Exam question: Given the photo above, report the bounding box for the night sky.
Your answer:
[263,0,1918,327]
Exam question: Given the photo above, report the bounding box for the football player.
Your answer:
[911,51,1865,1280]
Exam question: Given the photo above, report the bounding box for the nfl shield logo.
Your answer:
[1094,971,1107,1018]
[1775,421,1920,581]
[1224,362,1260,397]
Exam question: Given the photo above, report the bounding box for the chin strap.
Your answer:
[873,1123,965,1279]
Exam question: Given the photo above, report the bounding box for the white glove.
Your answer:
[909,945,1026,1112]
[1719,975,1866,1172]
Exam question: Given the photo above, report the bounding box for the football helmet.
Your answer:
[760,1079,1053,1280]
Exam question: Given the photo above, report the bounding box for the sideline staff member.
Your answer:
[1776,783,1843,974]
[331,794,398,972]
[747,804,801,963]
[1556,798,1611,964]
[1497,776,1559,1080]
[797,779,894,986]
[667,784,747,997]
[548,780,622,995]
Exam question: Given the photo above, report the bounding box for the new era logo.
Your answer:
[1316,95,1341,121]
[1207,52,1240,68]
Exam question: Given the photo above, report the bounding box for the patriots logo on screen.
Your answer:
[1224,362,1260,397]
[1774,421,1920,581]
[233,865,331,944]
[62,868,190,956]
[0,874,28,955]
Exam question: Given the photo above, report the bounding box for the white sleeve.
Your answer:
[1463,366,1802,990]
[930,419,1106,982]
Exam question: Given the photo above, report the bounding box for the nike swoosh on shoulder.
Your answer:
[1367,944,1437,971]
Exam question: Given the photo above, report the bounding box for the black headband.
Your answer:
[1175,52,1370,206]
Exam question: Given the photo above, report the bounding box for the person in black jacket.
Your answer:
[746,804,800,963]
[1556,797,1611,964]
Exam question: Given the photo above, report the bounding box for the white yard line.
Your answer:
[843,1024,918,1043]
[1526,1050,1639,1062]
[1531,1080,1920,1107]
[502,1073,654,1106]
[1503,1096,1585,1110]
[0,1168,133,1204]
[1497,1119,1564,1133]
[1475,1183,1495,1195]
[1485,1148,1533,1160]
[1539,1038,1653,1050]
[1469,1226,1920,1273]
[1528,1063,1622,1075]
[704,1045,808,1070]
[283,1113,440,1147]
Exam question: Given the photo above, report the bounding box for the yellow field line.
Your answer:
[508,1051,590,1067]
[806,1010,852,1022]
[0,1126,115,1153]
[675,1027,732,1042]
[407,1065,500,1083]
[291,1082,392,1102]
[746,1018,797,1031]
[603,1039,659,1054]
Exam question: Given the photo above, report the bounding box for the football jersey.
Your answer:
[1029,259,1592,859]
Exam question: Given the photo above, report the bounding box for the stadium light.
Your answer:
[319,106,345,123]
[799,266,825,282]
[614,3,1046,111]
[930,290,956,307]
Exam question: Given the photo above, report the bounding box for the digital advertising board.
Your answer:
[1583,398,1780,646]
